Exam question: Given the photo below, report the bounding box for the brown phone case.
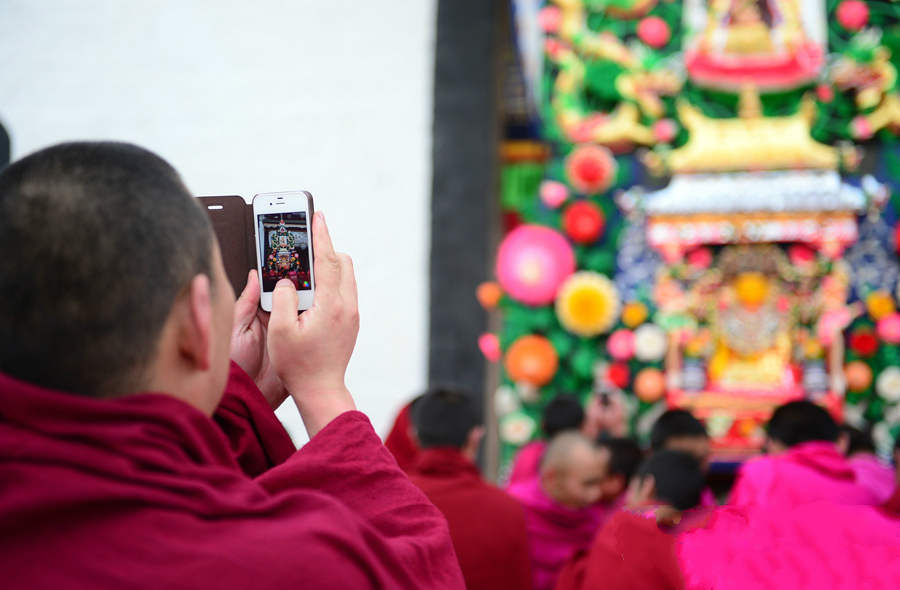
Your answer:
[198,195,257,296]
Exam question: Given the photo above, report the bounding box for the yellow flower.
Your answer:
[555,271,620,337]
[621,301,648,328]
[866,290,895,321]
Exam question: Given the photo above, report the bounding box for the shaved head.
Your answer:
[540,432,608,508]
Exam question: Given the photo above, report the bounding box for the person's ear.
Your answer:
[608,473,626,498]
[178,274,213,372]
[467,425,486,450]
[836,432,849,456]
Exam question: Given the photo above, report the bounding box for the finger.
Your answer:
[311,211,340,293]
[269,279,300,333]
[234,270,260,331]
[337,252,359,302]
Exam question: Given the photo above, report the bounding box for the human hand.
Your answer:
[268,211,359,437]
[230,270,290,409]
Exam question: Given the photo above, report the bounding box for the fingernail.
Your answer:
[276,279,295,289]
[317,210,325,223]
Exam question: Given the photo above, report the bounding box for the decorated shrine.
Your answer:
[489,0,900,468]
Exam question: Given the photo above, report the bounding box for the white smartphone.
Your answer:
[252,191,315,312]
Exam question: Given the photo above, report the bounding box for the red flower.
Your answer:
[849,331,879,358]
[562,201,605,244]
[565,144,618,195]
[607,363,631,389]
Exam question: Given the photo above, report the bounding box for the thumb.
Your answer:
[270,279,299,331]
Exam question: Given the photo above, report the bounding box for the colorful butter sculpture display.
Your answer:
[490,0,900,468]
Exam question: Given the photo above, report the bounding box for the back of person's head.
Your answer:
[650,409,708,451]
[541,393,585,438]
[596,437,644,503]
[597,437,644,483]
[413,384,481,449]
[635,450,704,511]
[766,401,838,448]
[838,424,876,456]
[0,142,214,397]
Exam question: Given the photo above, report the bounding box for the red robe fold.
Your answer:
[553,510,686,590]
[0,365,464,590]
[384,401,421,472]
[407,447,533,590]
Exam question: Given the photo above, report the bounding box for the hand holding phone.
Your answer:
[253,191,316,312]
[268,211,360,437]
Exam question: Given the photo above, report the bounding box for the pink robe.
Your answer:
[0,363,465,589]
[728,441,879,507]
[508,478,609,590]
[506,439,547,488]
[848,453,896,505]
[678,503,900,589]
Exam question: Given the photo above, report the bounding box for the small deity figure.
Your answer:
[724,0,774,55]
[707,272,794,389]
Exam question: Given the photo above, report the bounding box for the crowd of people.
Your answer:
[1,141,900,588]
[389,390,900,589]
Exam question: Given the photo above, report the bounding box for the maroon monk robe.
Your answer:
[554,511,686,590]
[0,365,465,590]
[384,401,421,472]
[407,447,533,590]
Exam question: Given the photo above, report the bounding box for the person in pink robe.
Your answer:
[837,424,896,504]
[506,394,586,487]
[729,401,878,506]
[508,431,609,590]
[0,143,464,589]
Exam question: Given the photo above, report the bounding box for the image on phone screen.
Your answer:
[257,212,312,292]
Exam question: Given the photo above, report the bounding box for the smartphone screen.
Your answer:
[257,211,312,292]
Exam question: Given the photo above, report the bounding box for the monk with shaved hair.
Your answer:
[508,432,609,590]
[0,142,463,589]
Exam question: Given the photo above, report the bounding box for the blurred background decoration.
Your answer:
[488,0,900,474]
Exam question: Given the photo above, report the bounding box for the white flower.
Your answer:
[634,324,668,362]
[876,366,900,402]
[493,386,521,418]
[706,412,733,439]
[499,412,537,446]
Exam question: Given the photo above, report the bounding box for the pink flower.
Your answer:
[788,244,816,267]
[877,313,900,345]
[607,329,636,362]
[686,247,712,269]
[495,225,576,306]
[637,16,670,49]
[837,0,869,32]
[851,116,873,141]
[565,144,618,194]
[538,6,561,33]
[478,333,502,363]
[653,119,678,144]
[816,84,835,103]
[539,180,569,209]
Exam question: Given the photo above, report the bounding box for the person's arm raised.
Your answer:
[267,211,359,438]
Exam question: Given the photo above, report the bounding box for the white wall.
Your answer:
[0,0,436,445]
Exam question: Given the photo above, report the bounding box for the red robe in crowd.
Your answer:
[728,441,879,506]
[407,447,532,590]
[553,509,688,590]
[0,363,464,590]
[384,401,421,472]
[508,478,610,590]
[556,503,900,590]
